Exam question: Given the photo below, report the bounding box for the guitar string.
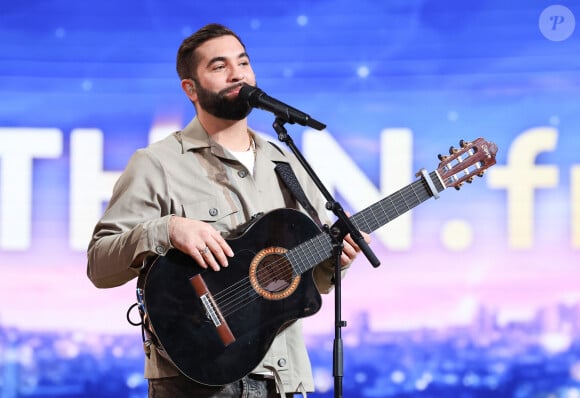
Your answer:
[213,212,347,317]
[217,184,431,318]
[214,177,438,318]
[216,233,329,318]
[219,188,438,318]
[211,175,440,318]
[214,233,329,317]
[212,177,436,318]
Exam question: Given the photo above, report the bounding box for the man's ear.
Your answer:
[181,79,196,99]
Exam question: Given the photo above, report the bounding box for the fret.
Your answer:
[288,233,333,274]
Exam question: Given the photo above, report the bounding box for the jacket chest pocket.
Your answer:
[181,197,239,232]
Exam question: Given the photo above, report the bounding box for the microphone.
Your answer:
[238,85,326,130]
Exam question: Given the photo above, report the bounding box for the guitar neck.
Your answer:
[287,170,445,273]
[351,170,444,234]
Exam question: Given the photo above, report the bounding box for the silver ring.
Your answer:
[200,246,209,255]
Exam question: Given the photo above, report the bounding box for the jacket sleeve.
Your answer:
[86,149,173,288]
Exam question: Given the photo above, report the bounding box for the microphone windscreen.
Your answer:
[238,84,263,106]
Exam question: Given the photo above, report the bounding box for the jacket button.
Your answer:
[277,358,287,367]
[237,170,248,178]
[155,245,165,254]
[209,208,218,217]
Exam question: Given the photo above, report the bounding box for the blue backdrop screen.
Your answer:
[1,1,579,397]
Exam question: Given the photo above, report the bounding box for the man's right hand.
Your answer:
[168,216,234,271]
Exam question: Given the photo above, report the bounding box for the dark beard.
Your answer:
[193,81,253,120]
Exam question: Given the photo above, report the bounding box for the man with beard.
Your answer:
[87,23,367,398]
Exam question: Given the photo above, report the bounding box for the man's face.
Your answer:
[189,35,256,120]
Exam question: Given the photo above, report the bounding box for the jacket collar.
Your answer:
[178,117,211,152]
[178,117,289,163]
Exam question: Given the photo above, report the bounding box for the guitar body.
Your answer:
[142,208,324,386]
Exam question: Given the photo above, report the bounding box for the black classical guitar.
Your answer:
[139,138,498,386]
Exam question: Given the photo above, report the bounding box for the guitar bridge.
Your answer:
[190,275,236,347]
[200,295,221,326]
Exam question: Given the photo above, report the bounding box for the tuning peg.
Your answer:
[477,170,486,177]
[454,184,462,191]
[466,177,473,184]
[438,153,447,161]
[449,146,459,155]
[459,139,470,148]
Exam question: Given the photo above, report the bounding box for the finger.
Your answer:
[341,240,357,261]
[201,230,233,263]
[340,253,351,267]
[205,239,231,268]
[344,231,371,251]
[190,247,209,270]
[362,231,371,244]
[340,247,355,267]
[213,234,234,258]
[343,234,361,253]
[200,246,221,272]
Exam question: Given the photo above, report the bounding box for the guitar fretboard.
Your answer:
[287,170,445,273]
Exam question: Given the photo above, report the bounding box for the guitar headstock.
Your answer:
[437,138,498,190]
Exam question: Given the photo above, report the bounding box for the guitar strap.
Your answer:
[274,161,323,228]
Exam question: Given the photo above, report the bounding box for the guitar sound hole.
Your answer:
[256,254,293,293]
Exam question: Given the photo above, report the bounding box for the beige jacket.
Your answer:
[87,117,341,393]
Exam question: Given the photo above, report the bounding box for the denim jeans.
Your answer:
[148,374,280,398]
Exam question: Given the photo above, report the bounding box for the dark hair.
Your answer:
[176,23,246,81]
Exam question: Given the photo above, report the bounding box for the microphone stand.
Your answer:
[271,117,380,398]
